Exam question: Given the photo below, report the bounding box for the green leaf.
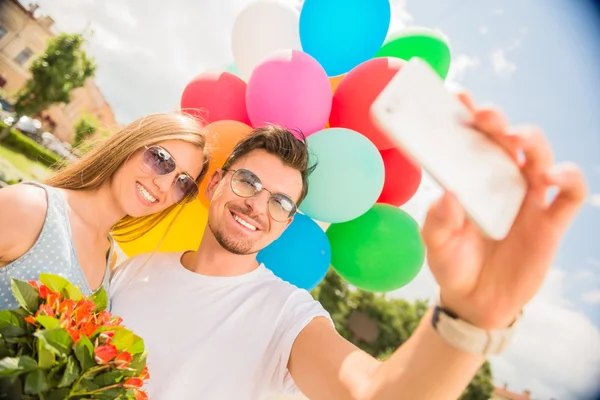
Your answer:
[24,368,49,394]
[0,310,27,337]
[39,273,69,293]
[36,338,55,370]
[62,282,84,301]
[0,356,38,378]
[97,387,127,399]
[93,370,122,387]
[0,335,9,359]
[110,327,134,352]
[128,334,145,355]
[35,316,60,330]
[128,351,147,374]
[10,278,40,313]
[74,335,95,372]
[90,286,108,312]
[35,329,73,357]
[46,387,71,400]
[57,355,80,388]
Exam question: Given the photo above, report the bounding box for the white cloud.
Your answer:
[582,290,600,305]
[491,49,517,77]
[492,8,504,15]
[586,258,600,268]
[480,26,489,35]
[588,194,600,207]
[446,54,481,83]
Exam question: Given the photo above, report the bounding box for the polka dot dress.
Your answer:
[0,182,112,311]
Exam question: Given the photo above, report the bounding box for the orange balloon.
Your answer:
[198,120,253,206]
[329,74,345,94]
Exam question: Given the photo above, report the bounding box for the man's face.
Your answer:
[205,149,303,255]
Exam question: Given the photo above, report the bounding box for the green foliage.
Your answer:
[14,33,96,116]
[311,269,495,400]
[73,112,99,148]
[0,120,61,168]
[0,275,149,399]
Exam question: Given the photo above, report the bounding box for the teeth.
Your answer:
[136,183,157,203]
[233,214,257,231]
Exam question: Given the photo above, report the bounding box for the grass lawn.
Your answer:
[0,145,53,183]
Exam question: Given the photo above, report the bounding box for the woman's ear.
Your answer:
[205,169,223,201]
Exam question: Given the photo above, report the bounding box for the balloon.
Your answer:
[299,127,384,223]
[180,71,250,125]
[246,49,332,137]
[299,0,391,76]
[198,120,253,207]
[329,74,345,94]
[232,0,302,80]
[377,147,422,207]
[327,204,425,292]
[257,213,331,290]
[225,62,241,78]
[116,199,208,257]
[329,57,406,150]
[375,27,451,80]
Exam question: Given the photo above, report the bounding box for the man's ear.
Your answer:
[205,169,223,201]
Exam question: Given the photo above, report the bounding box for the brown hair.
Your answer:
[222,125,316,204]
[46,113,211,241]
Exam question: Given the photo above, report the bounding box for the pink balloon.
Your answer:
[181,71,250,124]
[246,49,332,138]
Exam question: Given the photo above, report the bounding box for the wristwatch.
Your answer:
[431,301,518,356]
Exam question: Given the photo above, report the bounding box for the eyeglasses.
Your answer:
[225,168,297,222]
[140,145,199,204]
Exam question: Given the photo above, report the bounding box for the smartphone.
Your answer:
[370,57,527,240]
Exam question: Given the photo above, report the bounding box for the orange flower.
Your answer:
[110,316,123,326]
[96,311,111,325]
[114,351,132,369]
[38,285,50,299]
[134,389,148,400]
[24,316,36,325]
[28,280,39,290]
[58,299,75,316]
[99,331,114,343]
[68,328,81,343]
[94,344,118,364]
[140,365,150,380]
[80,321,98,338]
[37,303,55,318]
[46,291,62,312]
[124,377,144,389]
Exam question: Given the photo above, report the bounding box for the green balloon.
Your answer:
[326,204,425,292]
[374,27,451,79]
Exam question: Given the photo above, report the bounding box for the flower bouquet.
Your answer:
[0,273,149,400]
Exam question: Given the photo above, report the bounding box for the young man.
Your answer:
[110,94,587,400]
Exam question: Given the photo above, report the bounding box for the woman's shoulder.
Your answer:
[0,183,50,262]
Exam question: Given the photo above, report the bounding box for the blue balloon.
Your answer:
[257,213,331,291]
[225,62,241,77]
[299,0,391,76]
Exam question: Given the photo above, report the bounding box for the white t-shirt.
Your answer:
[109,252,332,400]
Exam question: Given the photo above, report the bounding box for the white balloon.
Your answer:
[231,0,302,80]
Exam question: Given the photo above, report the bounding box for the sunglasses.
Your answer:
[140,145,199,204]
[225,168,297,222]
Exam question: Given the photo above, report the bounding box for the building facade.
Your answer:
[0,0,117,142]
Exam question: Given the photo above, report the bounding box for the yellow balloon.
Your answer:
[116,199,209,257]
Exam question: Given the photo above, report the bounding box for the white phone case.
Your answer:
[370,58,527,240]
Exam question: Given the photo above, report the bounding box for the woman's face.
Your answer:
[112,140,206,217]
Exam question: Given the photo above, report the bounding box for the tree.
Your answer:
[73,112,99,147]
[311,269,495,400]
[13,33,96,117]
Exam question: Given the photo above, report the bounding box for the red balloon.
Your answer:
[377,147,422,207]
[329,57,406,150]
[180,71,250,124]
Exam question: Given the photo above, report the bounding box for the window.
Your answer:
[0,25,7,40]
[14,48,34,66]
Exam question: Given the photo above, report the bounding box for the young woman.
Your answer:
[0,113,210,310]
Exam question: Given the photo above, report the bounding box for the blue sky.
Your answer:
[28,0,600,398]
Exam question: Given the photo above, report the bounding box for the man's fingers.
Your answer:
[545,163,588,230]
[422,192,466,250]
[456,92,476,113]
[513,125,555,185]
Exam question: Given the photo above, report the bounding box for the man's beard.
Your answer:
[208,219,258,256]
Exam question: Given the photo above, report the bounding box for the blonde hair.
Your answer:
[45,113,210,242]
